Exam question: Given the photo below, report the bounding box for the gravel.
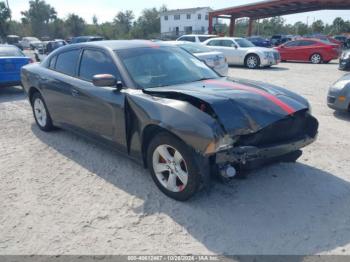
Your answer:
[1,61,350,255]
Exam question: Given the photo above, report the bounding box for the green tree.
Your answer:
[0,1,11,40]
[312,20,324,34]
[49,18,66,39]
[294,21,309,35]
[130,7,161,39]
[21,0,57,37]
[113,10,134,38]
[332,17,345,34]
[65,13,85,36]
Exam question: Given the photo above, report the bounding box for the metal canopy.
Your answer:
[210,0,350,19]
[209,0,350,36]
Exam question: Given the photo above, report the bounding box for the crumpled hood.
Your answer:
[143,77,310,136]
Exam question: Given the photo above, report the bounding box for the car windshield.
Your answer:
[0,47,24,57]
[236,39,255,48]
[117,47,219,89]
[179,43,213,54]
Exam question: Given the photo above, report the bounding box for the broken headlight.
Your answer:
[205,135,234,154]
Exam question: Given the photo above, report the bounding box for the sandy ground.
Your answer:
[1,61,350,255]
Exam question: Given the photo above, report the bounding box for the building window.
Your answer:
[174,14,180,20]
[186,14,191,19]
[164,15,168,21]
[205,14,208,20]
[198,14,202,20]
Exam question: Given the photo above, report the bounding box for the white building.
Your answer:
[160,7,213,38]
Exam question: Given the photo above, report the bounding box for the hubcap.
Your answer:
[152,145,189,193]
[311,54,321,64]
[247,56,258,68]
[33,98,47,127]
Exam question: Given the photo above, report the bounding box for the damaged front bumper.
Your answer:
[216,135,316,166]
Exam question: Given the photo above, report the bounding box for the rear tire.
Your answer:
[310,53,323,64]
[147,132,201,201]
[245,54,260,69]
[31,92,54,132]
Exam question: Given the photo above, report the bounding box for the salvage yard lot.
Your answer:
[1,62,350,255]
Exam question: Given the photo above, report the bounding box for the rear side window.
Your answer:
[179,36,196,42]
[198,36,214,42]
[55,49,80,76]
[207,40,221,46]
[298,40,316,46]
[221,40,235,47]
[79,49,119,82]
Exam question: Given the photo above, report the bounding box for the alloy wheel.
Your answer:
[311,54,322,64]
[152,144,189,193]
[246,56,258,69]
[33,98,47,127]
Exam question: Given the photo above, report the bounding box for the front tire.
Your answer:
[31,92,54,132]
[147,132,201,201]
[310,53,323,64]
[245,54,260,69]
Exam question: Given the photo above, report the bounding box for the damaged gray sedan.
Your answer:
[21,40,319,201]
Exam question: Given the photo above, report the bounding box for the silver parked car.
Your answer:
[203,37,281,69]
[167,41,228,76]
[327,74,350,112]
[176,34,217,43]
[20,37,42,50]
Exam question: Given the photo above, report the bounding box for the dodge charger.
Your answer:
[21,40,319,201]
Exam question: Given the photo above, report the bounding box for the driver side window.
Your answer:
[79,49,120,82]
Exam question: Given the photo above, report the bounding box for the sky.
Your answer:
[8,0,350,25]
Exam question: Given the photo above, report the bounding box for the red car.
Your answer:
[275,38,341,64]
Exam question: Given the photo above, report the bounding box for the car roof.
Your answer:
[50,40,177,53]
[206,37,242,41]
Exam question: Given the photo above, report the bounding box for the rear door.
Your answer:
[41,48,82,126]
[206,39,237,65]
[279,41,300,60]
[295,40,318,61]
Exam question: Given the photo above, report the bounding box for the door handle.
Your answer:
[71,89,79,97]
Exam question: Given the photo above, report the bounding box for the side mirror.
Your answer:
[93,74,119,88]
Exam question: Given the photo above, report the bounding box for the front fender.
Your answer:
[125,91,225,159]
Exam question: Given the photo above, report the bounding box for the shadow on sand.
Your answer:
[333,110,350,122]
[32,124,350,255]
[0,86,25,103]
